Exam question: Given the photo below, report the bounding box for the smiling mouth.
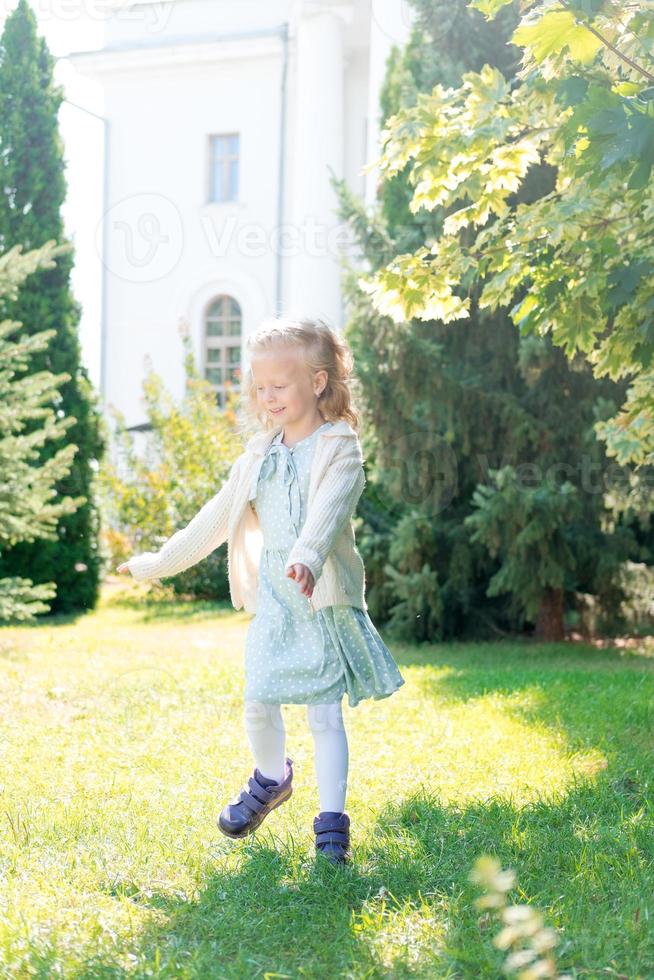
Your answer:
[271,408,285,414]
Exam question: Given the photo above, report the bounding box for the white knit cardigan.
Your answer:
[126,419,368,616]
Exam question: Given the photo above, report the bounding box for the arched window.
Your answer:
[204,295,242,408]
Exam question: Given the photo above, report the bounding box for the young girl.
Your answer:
[117,316,405,863]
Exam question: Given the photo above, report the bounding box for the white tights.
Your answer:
[243,699,349,812]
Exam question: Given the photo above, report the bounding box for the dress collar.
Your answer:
[272,420,332,450]
[246,418,357,456]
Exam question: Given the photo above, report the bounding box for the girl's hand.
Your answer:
[116,562,130,574]
[286,563,315,598]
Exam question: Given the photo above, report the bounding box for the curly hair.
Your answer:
[237,314,359,440]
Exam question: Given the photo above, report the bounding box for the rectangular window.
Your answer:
[209,133,239,203]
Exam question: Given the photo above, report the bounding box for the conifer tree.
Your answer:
[0,241,84,622]
[0,0,105,613]
[334,0,639,641]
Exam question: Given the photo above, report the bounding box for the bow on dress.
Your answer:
[248,439,327,650]
[249,441,302,537]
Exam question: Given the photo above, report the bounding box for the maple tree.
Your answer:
[360,0,654,467]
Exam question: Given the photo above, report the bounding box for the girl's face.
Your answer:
[251,346,326,425]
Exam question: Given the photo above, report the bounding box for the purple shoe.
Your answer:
[218,757,294,839]
[313,810,351,864]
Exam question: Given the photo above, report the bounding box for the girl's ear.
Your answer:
[314,368,328,397]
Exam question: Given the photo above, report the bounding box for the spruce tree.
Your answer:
[0,241,85,621]
[0,0,105,613]
[334,0,637,641]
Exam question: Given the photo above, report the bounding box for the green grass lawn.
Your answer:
[1,580,652,978]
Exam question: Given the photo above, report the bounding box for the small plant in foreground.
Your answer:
[470,855,572,979]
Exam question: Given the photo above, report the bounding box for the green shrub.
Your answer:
[98,323,242,600]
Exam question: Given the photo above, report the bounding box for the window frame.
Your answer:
[202,294,242,409]
[208,132,240,204]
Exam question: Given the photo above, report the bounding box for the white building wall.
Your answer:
[68,0,412,429]
[98,46,282,422]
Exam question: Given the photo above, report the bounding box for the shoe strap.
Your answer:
[314,814,348,831]
[315,829,349,844]
[248,777,275,804]
[238,789,266,813]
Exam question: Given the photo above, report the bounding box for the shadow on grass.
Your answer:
[105,592,238,625]
[404,640,654,787]
[386,634,654,674]
[49,644,652,978]
[0,595,239,633]
[58,768,652,978]
[5,607,653,976]
[2,608,90,631]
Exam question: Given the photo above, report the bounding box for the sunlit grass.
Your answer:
[0,580,652,977]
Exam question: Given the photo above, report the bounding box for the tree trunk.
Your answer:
[534,587,565,641]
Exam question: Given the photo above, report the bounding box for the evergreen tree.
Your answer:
[0,0,105,613]
[0,241,85,622]
[334,0,639,641]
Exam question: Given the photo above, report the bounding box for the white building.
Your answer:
[68,0,412,430]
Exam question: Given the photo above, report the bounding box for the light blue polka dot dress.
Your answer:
[244,419,406,707]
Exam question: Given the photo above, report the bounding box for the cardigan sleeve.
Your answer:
[284,439,366,585]
[127,453,244,582]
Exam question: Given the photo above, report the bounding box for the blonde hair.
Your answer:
[238,315,359,438]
